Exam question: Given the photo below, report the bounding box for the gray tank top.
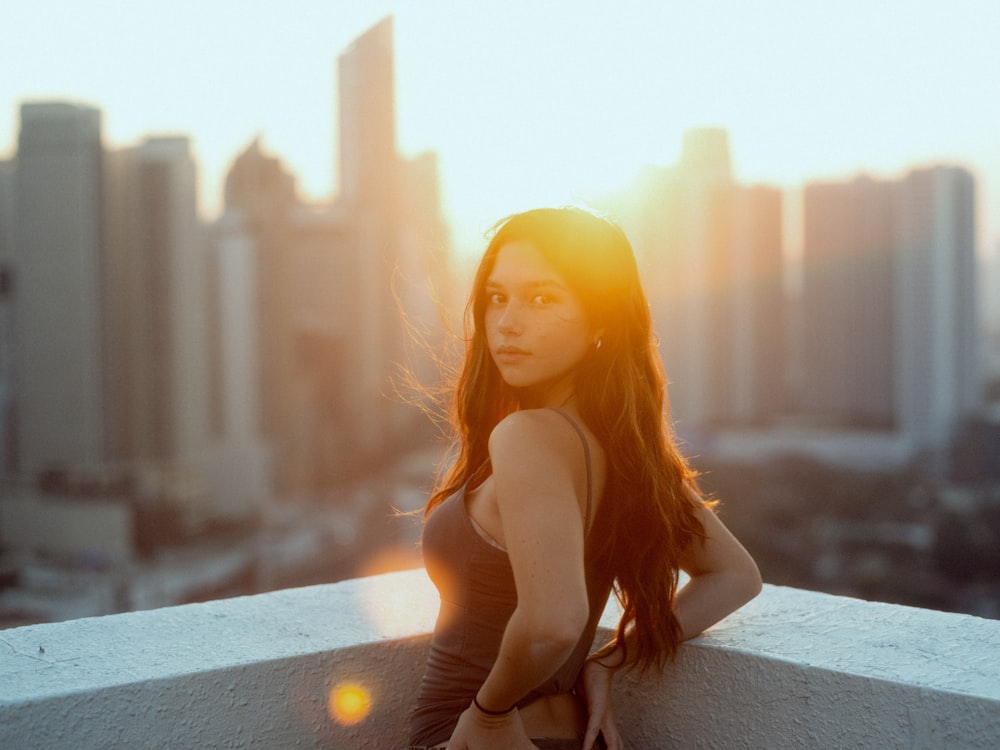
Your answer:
[408,409,612,746]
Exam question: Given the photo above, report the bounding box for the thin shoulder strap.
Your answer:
[548,408,594,531]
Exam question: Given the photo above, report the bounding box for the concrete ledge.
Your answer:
[0,573,435,749]
[615,586,1000,749]
[1,570,998,749]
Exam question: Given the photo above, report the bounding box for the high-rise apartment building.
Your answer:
[0,160,15,478]
[337,16,396,210]
[219,137,356,495]
[13,102,108,474]
[221,138,300,493]
[0,160,13,262]
[662,128,735,428]
[105,136,209,471]
[10,105,224,533]
[210,16,448,497]
[800,166,978,460]
[895,166,979,455]
[730,185,785,423]
[336,16,408,451]
[620,128,786,432]
[205,210,271,517]
[801,177,896,426]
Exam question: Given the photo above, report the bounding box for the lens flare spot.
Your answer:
[328,682,372,726]
[358,547,439,638]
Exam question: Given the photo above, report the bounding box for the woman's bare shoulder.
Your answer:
[488,409,599,486]
[489,408,579,450]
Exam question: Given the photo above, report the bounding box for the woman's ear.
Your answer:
[593,327,606,350]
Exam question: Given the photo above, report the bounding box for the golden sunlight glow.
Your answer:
[5,4,994,245]
[358,546,439,639]
[328,681,372,726]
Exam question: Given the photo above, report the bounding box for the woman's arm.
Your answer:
[590,493,762,661]
[580,491,761,750]
[448,410,592,748]
[479,409,592,707]
[673,494,762,639]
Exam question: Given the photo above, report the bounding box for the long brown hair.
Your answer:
[427,207,707,669]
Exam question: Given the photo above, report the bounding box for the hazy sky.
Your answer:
[3,0,999,256]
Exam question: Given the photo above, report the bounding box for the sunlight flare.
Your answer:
[328,681,372,726]
[358,547,439,638]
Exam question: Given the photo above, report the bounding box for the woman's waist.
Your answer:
[408,693,586,750]
[519,690,587,739]
[411,740,587,750]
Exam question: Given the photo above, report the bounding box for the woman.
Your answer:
[407,207,761,750]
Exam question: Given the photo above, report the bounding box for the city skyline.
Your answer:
[1,12,996,635]
[2,0,999,260]
[0,19,449,591]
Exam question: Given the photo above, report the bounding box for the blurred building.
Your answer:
[335,15,421,453]
[0,159,12,255]
[895,167,979,454]
[337,16,397,212]
[610,134,980,472]
[612,128,786,432]
[801,176,896,426]
[729,185,785,423]
[211,16,449,497]
[3,106,234,562]
[103,136,220,529]
[0,17,448,624]
[0,158,14,479]
[12,102,108,475]
[105,137,208,469]
[800,166,979,465]
[218,138,302,496]
[205,207,272,519]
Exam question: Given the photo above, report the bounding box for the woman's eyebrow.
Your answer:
[485,278,566,291]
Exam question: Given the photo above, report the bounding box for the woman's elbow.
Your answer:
[527,603,589,653]
[738,555,763,603]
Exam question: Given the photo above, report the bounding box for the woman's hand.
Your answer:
[445,704,536,750]
[579,659,623,750]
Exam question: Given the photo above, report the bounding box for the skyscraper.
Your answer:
[895,166,979,456]
[0,159,13,262]
[801,176,896,426]
[205,209,271,517]
[730,185,785,423]
[622,129,786,432]
[209,16,449,496]
[12,106,220,525]
[665,128,735,428]
[105,136,209,470]
[221,138,300,493]
[335,16,411,451]
[337,16,396,210]
[799,166,979,462]
[13,102,108,474]
[0,160,15,478]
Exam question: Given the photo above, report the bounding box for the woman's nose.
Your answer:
[497,302,522,334]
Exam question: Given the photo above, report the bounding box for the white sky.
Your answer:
[3,0,999,258]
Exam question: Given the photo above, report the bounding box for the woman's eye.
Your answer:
[489,293,506,305]
[531,294,551,305]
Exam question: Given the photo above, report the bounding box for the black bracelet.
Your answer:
[472,694,515,716]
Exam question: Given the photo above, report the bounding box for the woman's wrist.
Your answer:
[472,693,516,717]
[586,653,623,672]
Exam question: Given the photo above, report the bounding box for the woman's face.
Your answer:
[483,240,596,406]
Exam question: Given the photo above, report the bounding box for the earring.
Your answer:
[595,337,603,350]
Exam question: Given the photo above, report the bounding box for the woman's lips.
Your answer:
[495,345,530,363]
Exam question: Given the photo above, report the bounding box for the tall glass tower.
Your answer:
[14,102,107,474]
